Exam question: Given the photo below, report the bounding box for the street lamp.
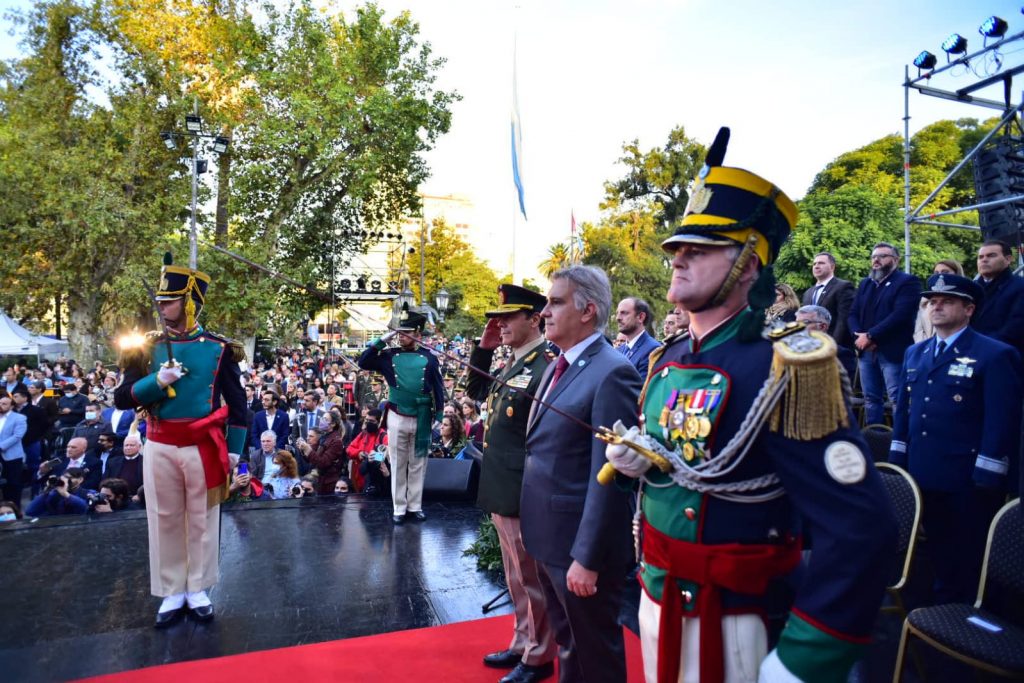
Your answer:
[435,287,449,323]
[400,286,415,310]
[159,100,231,269]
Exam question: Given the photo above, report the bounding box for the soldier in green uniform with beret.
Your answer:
[604,128,897,683]
[115,253,248,628]
[468,284,557,683]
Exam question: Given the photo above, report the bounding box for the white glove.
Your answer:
[758,649,802,682]
[157,363,184,388]
[604,419,652,478]
[228,453,241,470]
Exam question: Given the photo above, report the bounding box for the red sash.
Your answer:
[642,520,801,683]
[147,406,230,505]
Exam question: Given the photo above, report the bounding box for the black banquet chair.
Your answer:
[892,499,1024,682]
[876,463,922,620]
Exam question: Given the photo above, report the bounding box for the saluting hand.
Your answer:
[478,318,502,351]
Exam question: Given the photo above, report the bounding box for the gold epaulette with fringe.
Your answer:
[205,330,247,363]
[767,324,849,441]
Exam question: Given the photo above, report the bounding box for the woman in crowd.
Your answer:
[265,450,302,500]
[914,259,964,342]
[0,500,23,522]
[460,398,484,447]
[432,415,465,458]
[301,410,347,495]
[765,282,800,324]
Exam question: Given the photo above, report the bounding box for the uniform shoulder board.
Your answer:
[768,326,849,441]
[204,330,248,363]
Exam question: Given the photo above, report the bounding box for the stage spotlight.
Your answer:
[370,279,382,292]
[356,277,367,290]
[913,51,937,70]
[339,278,351,291]
[980,16,1008,39]
[941,33,968,55]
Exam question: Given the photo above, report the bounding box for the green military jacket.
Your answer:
[467,338,554,516]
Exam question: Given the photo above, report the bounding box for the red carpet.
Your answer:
[79,615,645,683]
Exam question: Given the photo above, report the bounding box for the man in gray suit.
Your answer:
[0,394,28,503]
[521,265,642,683]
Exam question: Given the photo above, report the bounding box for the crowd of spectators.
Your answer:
[0,333,497,522]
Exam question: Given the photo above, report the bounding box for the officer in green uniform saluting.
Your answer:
[115,253,248,628]
[467,284,557,683]
[603,128,897,683]
[358,310,445,524]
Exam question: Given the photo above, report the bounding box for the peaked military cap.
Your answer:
[397,309,429,333]
[923,273,984,305]
[485,284,547,318]
[155,252,211,304]
[661,127,798,267]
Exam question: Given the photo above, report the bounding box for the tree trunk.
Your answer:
[66,299,102,364]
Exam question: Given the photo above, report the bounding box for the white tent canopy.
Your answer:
[0,310,69,361]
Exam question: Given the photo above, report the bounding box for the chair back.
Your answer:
[876,463,921,590]
[861,424,893,463]
[977,499,1024,624]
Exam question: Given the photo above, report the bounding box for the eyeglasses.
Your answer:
[870,254,895,261]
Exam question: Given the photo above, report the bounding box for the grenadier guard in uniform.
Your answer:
[467,285,557,683]
[358,309,445,524]
[603,128,896,683]
[890,273,1022,603]
[115,253,248,627]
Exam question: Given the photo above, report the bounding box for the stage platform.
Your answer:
[0,495,964,683]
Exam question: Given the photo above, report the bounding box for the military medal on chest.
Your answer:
[658,385,722,462]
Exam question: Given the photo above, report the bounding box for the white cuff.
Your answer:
[758,649,803,682]
[975,455,1008,474]
[889,440,906,454]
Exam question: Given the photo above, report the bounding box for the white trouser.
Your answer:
[387,412,427,515]
[143,439,220,596]
[639,590,767,683]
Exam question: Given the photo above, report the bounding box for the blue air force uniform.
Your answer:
[890,273,1022,603]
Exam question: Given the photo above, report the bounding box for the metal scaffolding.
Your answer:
[903,28,1024,271]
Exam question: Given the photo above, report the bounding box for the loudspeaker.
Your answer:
[423,457,479,501]
[973,138,1024,242]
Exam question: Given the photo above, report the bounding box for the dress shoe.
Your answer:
[411,510,426,521]
[500,661,554,683]
[483,649,523,669]
[393,514,405,524]
[190,604,214,622]
[154,607,183,628]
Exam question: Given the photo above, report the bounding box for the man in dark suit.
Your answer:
[972,239,1024,353]
[468,285,557,683]
[802,251,855,348]
[891,273,1022,603]
[848,242,922,424]
[92,431,125,482]
[290,392,326,444]
[521,265,642,683]
[614,297,661,379]
[39,436,102,491]
[250,390,290,450]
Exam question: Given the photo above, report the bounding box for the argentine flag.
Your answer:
[511,46,526,220]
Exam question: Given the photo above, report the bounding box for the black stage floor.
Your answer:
[0,496,978,683]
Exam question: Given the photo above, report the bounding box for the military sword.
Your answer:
[142,278,179,399]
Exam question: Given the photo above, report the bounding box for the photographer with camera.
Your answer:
[25,467,93,516]
[288,474,318,499]
[345,409,386,493]
[90,478,139,513]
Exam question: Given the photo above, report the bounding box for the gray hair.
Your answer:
[551,265,613,333]
[260,430,278,441]
[797,304,831,326]
[123,435,143,447]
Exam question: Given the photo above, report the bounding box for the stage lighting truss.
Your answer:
[333,272,397,302]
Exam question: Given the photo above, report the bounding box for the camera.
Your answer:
[87,492,110,510]
[291,484,303,497]
[46,475,62,489]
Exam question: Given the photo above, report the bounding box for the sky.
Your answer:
[3,0,1023,282]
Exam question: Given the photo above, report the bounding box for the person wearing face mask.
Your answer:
[71,401,110,453]
[346,409,387,493]
[0,500,23,523]
[264,450,302,500]
[303,411,346,495]
[56,382,88,429]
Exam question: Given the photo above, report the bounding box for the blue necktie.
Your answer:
[935,339,946,359]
